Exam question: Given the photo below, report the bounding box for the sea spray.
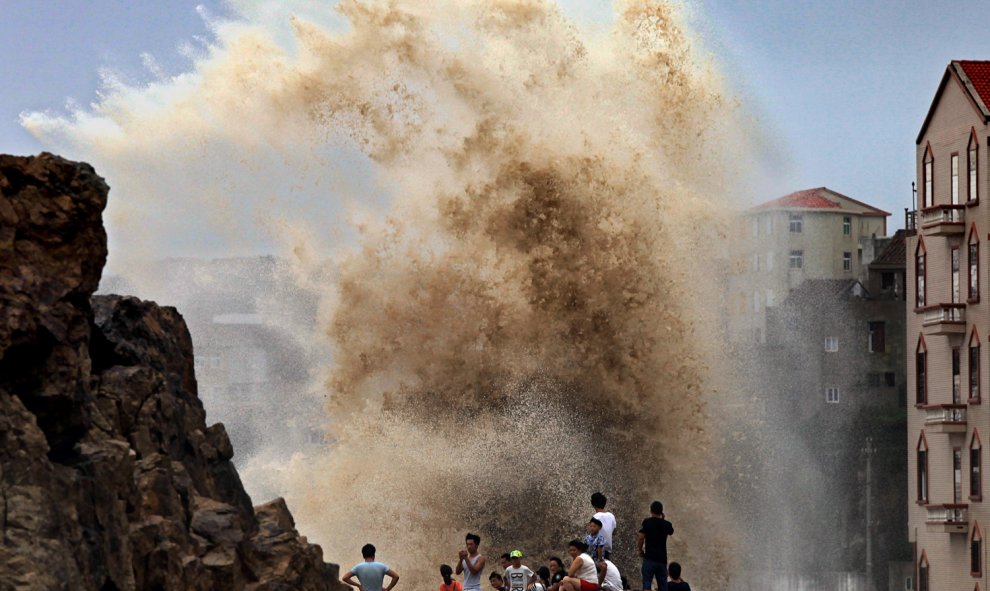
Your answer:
[25,1,755,588]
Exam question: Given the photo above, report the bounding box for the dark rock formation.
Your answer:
[0,153,344,590]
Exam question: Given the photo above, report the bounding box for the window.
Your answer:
[918,433,929,503]
[972,329,982,403]
[916,240,927,308]
[825,386,840,403]
[843,252,852,272]
[923,145,934,208]
[751,217,759,237]
[953,247,961,303]
[953,153,960,205]
[766,252,774,271]
[789,213,803,233]
[970,227,980,302]
[789,250,804,269]
[765,215,774,235]
[956,448,964,503]
[882,272,896,291]
[954,348,963,404]
[970,130,979,202]
[868,321,886,353]
[752,291,761,312]
[918,552,929,591]
[843,216,851,235]
[824,336,839,352]
[766,289,775,307]
[885,372,896,387]
[973,523,983,577]
[917,335,928,405]
[972,431,983,501]
[751,254,760,272]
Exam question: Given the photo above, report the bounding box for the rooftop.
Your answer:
[751,187,891,216]
[958,60,990,113]
[871,229,906,267]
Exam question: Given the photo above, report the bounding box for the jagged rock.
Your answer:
[0,153,345,590]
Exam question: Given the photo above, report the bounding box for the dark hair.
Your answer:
[650,500,664,515]
[441,564,453,585]
[537,566,551,583]
[548,556,564,568]
[361,543,376,558]
[669,562,682,579]
[490,572,504,581]
[591,492,607,509]
[589,517,603,527]
[568,539,588,552]
[466,533,481,545]
[501,553,510,560]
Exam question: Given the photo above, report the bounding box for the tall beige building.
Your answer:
[729,188,889,343]
[907,60,990,591]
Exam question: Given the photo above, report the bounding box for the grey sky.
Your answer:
[2,1,989,233]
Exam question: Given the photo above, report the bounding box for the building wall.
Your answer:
[907,72,990,591]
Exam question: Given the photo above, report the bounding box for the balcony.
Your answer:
[920,204,966,236]
[921,303,966,335]
[924,404,967,433]
[925,504,969,533]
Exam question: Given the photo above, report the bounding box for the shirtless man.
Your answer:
[457,533,487,591]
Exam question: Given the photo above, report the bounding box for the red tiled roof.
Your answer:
[958,61,990,112]
[754,188,841,210]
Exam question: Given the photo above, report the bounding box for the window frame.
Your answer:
[789,213,803,233]
[970,224,981,303]
[789,250,804,269]
[917,334,928,406]
[842,216,852,236]
[868,321,886,353]
[843,251,852,272]
[973,522,983,577]
[953,152,961,205]
[825,386,840,404]
[918,551,929,591]
[916,238,927,309]
[918,432,930,504]
[924,144,934,208]
[824,336,839,352]
[969,129,980,205]
[971,327,982,404]
[972,430,983,502]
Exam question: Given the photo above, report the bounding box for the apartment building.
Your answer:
[907,60,990,591]
[729,187,890,343]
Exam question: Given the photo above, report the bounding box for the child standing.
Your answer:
[584,519,606,565]
[440,564,463,591]
[504,550,536,591]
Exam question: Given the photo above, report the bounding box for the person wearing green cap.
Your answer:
[505,550,537,591]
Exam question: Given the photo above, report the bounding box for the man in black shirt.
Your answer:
[637,501,674,591]
[666,562,690,591]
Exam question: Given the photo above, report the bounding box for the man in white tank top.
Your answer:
[559,540,600,591]
[457,533,487,591]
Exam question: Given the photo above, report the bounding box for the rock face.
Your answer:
[0,153,345,590]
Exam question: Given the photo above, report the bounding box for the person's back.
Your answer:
[600,560,622,591]
[344,543,399,591]
[352,561,390,591]
[637,502,673,591]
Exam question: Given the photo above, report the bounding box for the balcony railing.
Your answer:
[926,504,969,533]
[921,303,966,335]
[924,404,967,433]
[920,204,966,235]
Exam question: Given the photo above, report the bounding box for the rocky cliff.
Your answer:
[0,153,344,590]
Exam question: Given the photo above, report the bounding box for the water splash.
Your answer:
[25,1,758,588]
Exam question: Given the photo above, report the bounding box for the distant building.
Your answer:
[730,187,890,343]
[907,60,990,591]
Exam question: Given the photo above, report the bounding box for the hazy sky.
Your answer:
[2,1,989,232]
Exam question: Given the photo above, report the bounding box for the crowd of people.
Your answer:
[340,493,692,591]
